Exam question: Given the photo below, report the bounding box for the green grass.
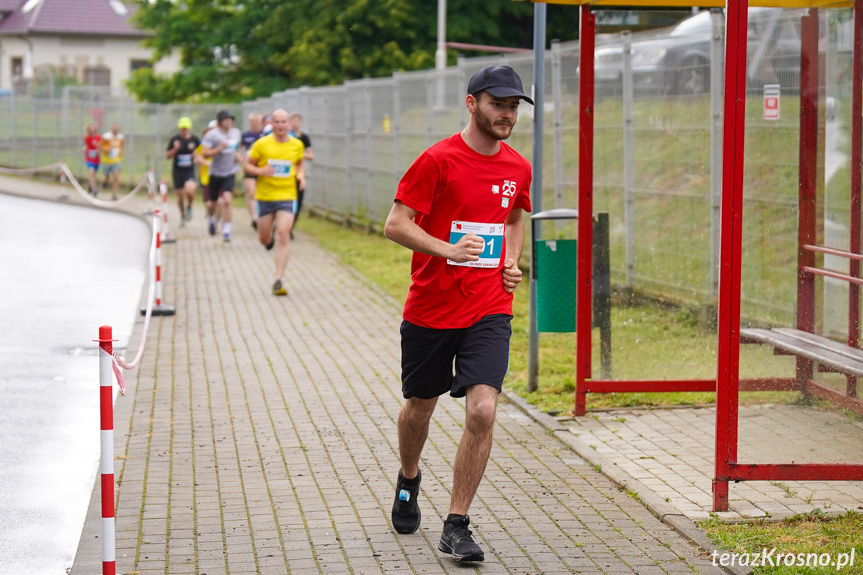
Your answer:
[701,511,863,574]
[300,213,805,414]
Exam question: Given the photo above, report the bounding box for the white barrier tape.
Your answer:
[59,163,150,208]
[0,162,151,207]
[113,211,159,372]
[99,347,126,395]
[0,162,64,175]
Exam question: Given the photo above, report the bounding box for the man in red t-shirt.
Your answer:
[82,123,101,196]
[384,65,533,563]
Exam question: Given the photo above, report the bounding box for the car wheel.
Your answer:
[676,57,710,95]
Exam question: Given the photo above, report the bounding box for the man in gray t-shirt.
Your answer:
[202,110,243,241]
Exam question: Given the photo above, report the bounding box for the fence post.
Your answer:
[365,78,374,223]
[97,325,116,575]
[528,1,547,393]
[622,31,635,287]
[552,40,564,213]
[457,55,467,128]
[11,91,18,168]
[344,84,354,217]
[393,71,402,182]
[32,96,38,169]
[426,74,435,147]
[710,8,725,298]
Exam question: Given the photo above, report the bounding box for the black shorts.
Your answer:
[173,169,195,190]
[400,313,512,399]
[257,200,296,218]
[207,174,236,202]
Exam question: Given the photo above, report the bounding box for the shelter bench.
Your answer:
[740,327,863,379]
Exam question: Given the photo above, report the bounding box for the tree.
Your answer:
[127,0,580,103]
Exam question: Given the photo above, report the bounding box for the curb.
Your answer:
[500,390,752,575]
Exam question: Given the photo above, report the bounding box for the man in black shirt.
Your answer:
[165,117,201,224]
[289,113,313,236]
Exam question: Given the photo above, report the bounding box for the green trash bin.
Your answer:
[531,209,579,333]
[535,238,577,332]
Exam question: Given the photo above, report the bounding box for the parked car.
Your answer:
[593,8,802,96]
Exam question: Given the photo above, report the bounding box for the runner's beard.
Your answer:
[475,106,513,141]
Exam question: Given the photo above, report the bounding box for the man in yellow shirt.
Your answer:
[100,123,125,200]
[244,109,306,296]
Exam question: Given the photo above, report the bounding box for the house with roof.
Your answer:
[0,0,179,94]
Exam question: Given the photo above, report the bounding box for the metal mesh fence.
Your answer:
[0,7,854,327]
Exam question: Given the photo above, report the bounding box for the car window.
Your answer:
[669,11,712,37]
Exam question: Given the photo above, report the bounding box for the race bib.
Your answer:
[87,150,98,159]
[109,147,119,159]
[267,159,292,178]
[177,153,193,167]
[224,138,239,153]
[447,221,504,268]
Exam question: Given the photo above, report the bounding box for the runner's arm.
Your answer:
[242,153,275,177]
[502,209,526,294]
[295,159,306,191]
[384,201,483,263]
[165,139,179,159]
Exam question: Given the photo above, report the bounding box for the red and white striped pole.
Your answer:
[97,325,116,575]
[160,181,176,244]
[142,210,176,316]
[59,170,69,201]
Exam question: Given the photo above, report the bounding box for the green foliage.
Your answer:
[702,512,863,575]
[127,0,581,103]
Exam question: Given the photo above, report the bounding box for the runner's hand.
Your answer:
[259,165,276,177]
[502,258,522,293]
[448,233,483,263]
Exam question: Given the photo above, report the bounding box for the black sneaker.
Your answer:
[208,219,216,236]
[439,515,484,562]
[265,233,275,250]
[272,279,287,296]
[391,468,421,534]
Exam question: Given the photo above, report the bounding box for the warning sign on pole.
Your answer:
[763,84,780,121]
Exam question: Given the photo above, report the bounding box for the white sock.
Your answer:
[223,222,231,235]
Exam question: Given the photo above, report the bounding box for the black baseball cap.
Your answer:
[216,110,234,122]
[467,65,534,105]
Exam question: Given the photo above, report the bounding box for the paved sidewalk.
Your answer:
[551,404,863,522]
[0,172,719,575]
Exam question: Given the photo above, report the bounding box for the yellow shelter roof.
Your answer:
[531,0,849,7]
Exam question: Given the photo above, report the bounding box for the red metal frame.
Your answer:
[576,4,595,416]
[848,0,863,398]
[712,0,750,512]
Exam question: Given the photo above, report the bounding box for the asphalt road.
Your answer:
[0,193,149,575]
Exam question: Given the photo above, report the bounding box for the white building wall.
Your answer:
[0,35,180,92]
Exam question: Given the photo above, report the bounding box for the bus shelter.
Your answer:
[533,0,863,510]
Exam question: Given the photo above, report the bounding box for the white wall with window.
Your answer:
[0,35,179,93]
